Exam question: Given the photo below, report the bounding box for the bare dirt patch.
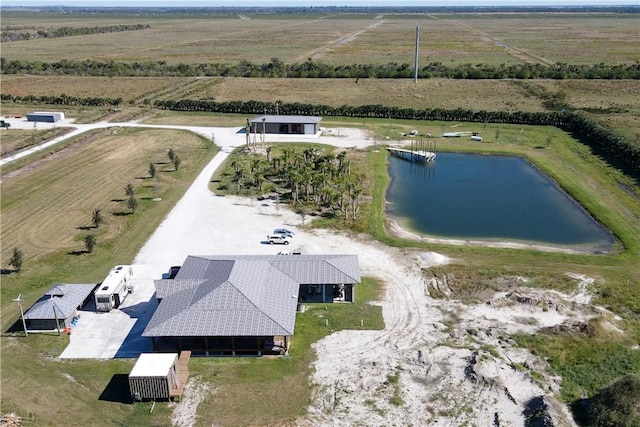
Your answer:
[300,239,603,426]
[170,377,211,427]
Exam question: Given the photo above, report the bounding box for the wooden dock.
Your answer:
[170,350,191,400]
[386,147,436,162]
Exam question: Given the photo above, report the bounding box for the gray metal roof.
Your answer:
[143,255,360,338]
[24,284,95,320]
[250,115,322,125]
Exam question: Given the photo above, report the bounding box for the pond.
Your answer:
[385,153,614,252]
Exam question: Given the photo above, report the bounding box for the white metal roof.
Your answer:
[129,353,177,377]
[24,283,95,320]
[250,115,322,124]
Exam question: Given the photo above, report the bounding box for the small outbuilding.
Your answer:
[129,351,191,401]
[22,284,95,331]
[27,111,65,123]
[249,115,321,135]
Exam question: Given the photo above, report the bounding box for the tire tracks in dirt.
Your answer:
[444,18,554,66]
[297,19,385,62]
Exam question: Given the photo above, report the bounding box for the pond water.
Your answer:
[385,153,614,251]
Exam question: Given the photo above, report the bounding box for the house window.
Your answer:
[279,124,289,133]
[292,124,302,133]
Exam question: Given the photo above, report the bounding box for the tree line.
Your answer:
[1,24,150,42]
[1,57,638,79]
[0,93,122,108]
[1,92,637,172]
[153,98,639,173]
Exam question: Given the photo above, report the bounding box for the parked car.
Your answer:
[273,228,295,238]
[267,234,291,245]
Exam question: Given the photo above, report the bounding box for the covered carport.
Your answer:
[23,284,95,331]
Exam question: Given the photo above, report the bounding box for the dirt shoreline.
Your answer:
[387,217,612,255]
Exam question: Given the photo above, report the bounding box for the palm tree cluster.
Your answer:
[230,146,364,221]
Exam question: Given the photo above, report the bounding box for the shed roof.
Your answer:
[250,115,322,125]
[129,353,178,377]
[24,284,95,321]
[143,255,360,338]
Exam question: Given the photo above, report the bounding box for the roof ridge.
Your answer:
[322,256,360,283]
[225,269,295,335]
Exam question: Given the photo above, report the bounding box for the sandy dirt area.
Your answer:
[38,119,604,426]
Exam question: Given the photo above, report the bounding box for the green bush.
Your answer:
[583,374,640,427]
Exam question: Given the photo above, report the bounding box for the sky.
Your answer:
[4,0,640,6]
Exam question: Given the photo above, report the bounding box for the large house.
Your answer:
[249,115,322,135]
[142,254,360,356]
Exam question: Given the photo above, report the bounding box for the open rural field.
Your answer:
[3,75,640,116]
[1,7,640,427]
[3,75,639,145]
[1,12,638,66]
[1,75,549,111]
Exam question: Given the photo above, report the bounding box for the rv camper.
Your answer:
[94,265,133,312]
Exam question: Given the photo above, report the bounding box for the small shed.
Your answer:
[129,352,190,401]
[27,111,65,123]
[23,284,95,331]
[249,115,321,135]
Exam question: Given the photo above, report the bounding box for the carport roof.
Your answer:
[24,284,95,320]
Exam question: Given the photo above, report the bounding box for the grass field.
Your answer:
[0,127,217,300]
[1,12,638,65]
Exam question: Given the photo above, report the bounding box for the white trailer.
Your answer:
[94,265,133,312]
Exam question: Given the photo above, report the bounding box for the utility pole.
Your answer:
[414,22,420,84]
[13,294,28,337]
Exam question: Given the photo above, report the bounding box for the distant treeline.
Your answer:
[0,93,122,107]
[1,24,150,42]
[1,58,639,80]
[2,6,638,15]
